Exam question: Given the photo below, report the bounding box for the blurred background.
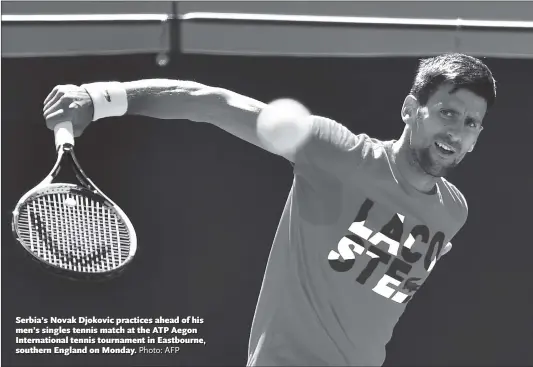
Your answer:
[2,1,533,366]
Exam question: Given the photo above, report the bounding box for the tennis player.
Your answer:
[43,53,496,366]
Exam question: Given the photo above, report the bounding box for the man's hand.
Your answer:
[43,85,94,137]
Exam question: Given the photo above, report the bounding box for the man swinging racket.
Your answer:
[43,53,496,366]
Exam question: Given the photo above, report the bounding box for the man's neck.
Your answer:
[391,137,439,194]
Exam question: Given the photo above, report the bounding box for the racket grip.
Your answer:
[54,121,74,149]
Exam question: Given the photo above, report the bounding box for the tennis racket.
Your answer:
[11,121,137,281]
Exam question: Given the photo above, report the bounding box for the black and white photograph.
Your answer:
[2,1,533,366]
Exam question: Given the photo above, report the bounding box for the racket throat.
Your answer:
[50,148,95,191]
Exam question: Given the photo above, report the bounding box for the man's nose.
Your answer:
[446,125,463,143]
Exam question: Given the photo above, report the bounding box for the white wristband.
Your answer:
[81,82,128,121]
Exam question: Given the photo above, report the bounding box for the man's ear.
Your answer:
[469,126,484,152]
[401,95,418,126]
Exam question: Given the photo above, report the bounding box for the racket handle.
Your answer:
[54,121,74,149]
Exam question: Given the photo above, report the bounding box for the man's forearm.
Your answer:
[121,79,266,124]
[122,79,204,119]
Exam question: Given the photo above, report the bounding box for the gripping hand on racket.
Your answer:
[43,84,95,137]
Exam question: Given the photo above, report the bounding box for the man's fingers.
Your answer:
[43,95,61,114]
[43,89,66,113]
[43,87,57,106]
[42,85,92,138]
[43,87,59,107]
[44,109,65,129]
[43,98,64,118]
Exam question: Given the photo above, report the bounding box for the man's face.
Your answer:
[408,83,487,177]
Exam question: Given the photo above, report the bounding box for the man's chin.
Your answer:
[423,165,448,178]
[422,158,458,177]
[417,149,456,177]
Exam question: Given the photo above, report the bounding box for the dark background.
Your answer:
[2,53,532,366]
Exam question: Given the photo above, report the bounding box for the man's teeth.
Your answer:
[436,142,454,152]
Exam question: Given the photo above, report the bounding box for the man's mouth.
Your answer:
[434,141,456,156]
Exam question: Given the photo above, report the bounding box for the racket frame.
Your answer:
[11,128,137,281]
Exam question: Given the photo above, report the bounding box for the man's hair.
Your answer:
[409,53,497,109]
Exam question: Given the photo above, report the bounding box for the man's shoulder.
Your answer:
[439,178,469,222]
[309,116,388,149]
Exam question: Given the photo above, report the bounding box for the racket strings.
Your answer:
[16,191,131,272]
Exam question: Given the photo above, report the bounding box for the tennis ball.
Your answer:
[256,98,312,155]
[64,197,77,207]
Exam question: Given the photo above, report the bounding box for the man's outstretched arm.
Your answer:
[43,79,310,162]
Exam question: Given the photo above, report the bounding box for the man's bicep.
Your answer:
[184,87,276,151]
[188,89,319,163]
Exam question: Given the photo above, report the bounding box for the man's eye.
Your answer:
[440,109,455,118]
